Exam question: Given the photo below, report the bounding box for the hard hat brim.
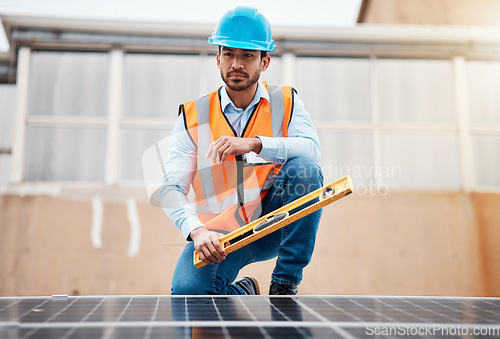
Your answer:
[208,36,276,53]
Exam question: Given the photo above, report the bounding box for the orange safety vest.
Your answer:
[180,82,294,233]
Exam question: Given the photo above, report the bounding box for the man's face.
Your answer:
[217,47,270,92]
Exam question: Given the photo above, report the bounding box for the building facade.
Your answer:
[1,12,500,296]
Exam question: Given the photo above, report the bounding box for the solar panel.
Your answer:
[1,295,499,338]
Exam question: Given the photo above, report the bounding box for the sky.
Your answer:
[0,0,362,52]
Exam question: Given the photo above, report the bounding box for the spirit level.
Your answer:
[194,175,353,268]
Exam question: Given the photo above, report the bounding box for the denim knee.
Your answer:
[281,157,323,193]
[171,277,212,295]
[171,278,194,295]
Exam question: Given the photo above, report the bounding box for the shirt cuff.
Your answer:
[256,136,285,164]
[180,216,205,241]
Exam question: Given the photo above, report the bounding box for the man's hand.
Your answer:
[205,136,262,164]
[190,227,228,265]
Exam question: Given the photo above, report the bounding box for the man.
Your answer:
[161,6,323,295]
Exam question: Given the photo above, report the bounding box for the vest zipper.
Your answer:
[218,87,262,226]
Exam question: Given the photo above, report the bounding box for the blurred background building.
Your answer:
[0,0,499,297]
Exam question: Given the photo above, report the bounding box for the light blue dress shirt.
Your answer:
[161,81,321,239]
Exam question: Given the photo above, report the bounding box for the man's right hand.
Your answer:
[190,226,227,265]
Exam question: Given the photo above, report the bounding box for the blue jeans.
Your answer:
[171,157,324,295]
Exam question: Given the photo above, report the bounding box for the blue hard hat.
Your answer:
[209,7,276,52]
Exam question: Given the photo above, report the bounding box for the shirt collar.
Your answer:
[220,81,270,113]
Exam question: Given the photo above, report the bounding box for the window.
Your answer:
[318,131,375,187]
[466,61,500,188]
[11,39,500,192]
[24,126,107,181]
[296,57,372,121]
[377,59,455,123]
[120,128,169,181]
[29,51,109,117]
[380,131,460,189]
[24,51,109,182]
[467,61,500,124]
[123,54,201,118]
[472,135,500,187]
[0,84,15,185]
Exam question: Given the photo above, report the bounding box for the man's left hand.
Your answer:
[205,136,262,164]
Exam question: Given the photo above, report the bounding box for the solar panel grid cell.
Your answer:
[0,295,499,338]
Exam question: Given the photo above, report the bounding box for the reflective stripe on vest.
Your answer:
[182,82,294,233]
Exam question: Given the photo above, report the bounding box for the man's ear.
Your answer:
[216,53,221,69]
[261,55,271,71]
